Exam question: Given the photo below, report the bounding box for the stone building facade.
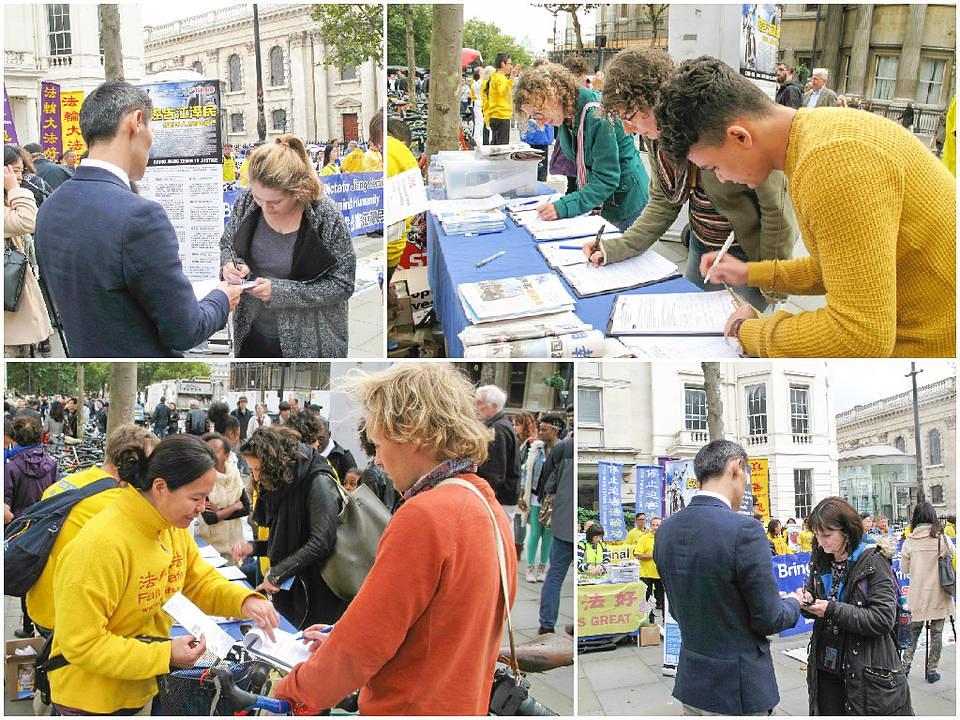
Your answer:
[144,4,379,145]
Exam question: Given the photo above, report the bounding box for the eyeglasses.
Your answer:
[610,107,642,124]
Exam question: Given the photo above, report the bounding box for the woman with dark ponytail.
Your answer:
[46,434,279,715]
[220,133,356,358]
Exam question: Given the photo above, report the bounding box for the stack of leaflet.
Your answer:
[476,143,543,160]
[517,213,622,243]
[428,194,506,214]
[503,193,562,213]
[435,208,506,235]
[463,329,607,358]
[458,273,575,324]
[606,291,738,336]
[458,310,605,357]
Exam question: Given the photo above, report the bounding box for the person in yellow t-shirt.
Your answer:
[486,53,522,145]
[635,517,662,623]
[386,117,419,292]
[321,141,341,176]
[48,435,279,716]
[943,96,955,177]
[222,143,237,182]
[767,519,790,556]
[944,515,956,539]
[339,141,366,173]
[625,512,648,547]
[798,517,815,553]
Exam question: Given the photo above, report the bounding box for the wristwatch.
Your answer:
[729,317,747,340]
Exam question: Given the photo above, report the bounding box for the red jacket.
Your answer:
[276,473,517,715]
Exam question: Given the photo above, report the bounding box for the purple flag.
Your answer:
[3,84,18,145]
[40,81,62,161]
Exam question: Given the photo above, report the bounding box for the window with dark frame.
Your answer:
[228,54,242,92]
[894,436,906,452]
[794,468,813,519]
[746,384,767,437]
[684,385,706,431]
[507,363,527,407]
[931,485,944,504]
[269,46,284,86]
[272,108,286,131]
[230,112,244,133]
[928,428,942,465]
[47,4,72,56]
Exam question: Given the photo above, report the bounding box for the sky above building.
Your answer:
[463,1,597,56]
[142,1,239,27]
[829,359,956,414]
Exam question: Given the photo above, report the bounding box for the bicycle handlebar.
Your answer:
[209,665,291,714]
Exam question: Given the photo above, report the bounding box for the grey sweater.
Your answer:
[220,189,356,357]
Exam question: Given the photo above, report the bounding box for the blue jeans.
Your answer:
[538,538,573,631]
[684,230,768,311]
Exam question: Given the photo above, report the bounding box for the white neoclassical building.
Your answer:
[143,4,380,145]
[4,3,146,145]
[577,361,839,521]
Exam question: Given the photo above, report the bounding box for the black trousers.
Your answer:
[530,144,549,181]
[237,326,283,358]
[489,118,511,145]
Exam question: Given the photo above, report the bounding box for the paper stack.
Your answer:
[519,214,622,242]
[606,292,737,336]
[556,249,680,298]
[504,193,563,212]
[429,194,506,214]
[435,209,507,235]
[459,310,591,347]
[463,329,607,358]
[458,273,576,324]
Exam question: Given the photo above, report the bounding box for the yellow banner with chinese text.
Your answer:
[750,457,770,523]
[577,580,647,637]
[60,91,86,157]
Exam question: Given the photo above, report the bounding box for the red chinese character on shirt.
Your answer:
[138,571,160,590]
[170,552,184,569]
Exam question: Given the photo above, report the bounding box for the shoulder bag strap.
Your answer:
[438,478,521,683]
[575,101,602,190]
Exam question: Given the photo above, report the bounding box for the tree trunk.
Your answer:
[425,5,463,157]
[571,9,584,56]
[702,362,724,441]
[403,5,417,98]
[107,363,137,438]
[99,4,125,82]
[76,363,85,442]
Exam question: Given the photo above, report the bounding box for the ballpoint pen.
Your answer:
[476,250,506,268]
[723,282,762,317]
[704,234,736,284]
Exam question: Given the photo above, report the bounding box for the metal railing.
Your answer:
[836,377,955,425]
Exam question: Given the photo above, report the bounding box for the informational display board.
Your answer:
[598,461,627,541]
[739,4,784,83]
[663,459,697,516]
[138,165,224,283]
[141,79,222,166]
[636,466,664,520]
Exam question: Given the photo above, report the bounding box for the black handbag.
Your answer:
[4,240,28,312]
[939,535,956,596]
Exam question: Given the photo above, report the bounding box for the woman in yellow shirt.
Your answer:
[321,141,341,176]
[799,517,815,553]
[48,435,279,715]
[767,519,790,556]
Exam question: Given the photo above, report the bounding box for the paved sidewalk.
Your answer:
[578,622,956,715]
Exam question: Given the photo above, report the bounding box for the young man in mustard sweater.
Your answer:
[656,56,956,358]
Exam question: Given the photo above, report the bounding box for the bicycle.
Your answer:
[157,661,292,715]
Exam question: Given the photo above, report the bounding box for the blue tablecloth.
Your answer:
[428,202,700,357]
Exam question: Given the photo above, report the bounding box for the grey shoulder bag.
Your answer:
[320,482,391,601]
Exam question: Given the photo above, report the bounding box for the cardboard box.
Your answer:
[640,625,661,647]
[5,637,45,701]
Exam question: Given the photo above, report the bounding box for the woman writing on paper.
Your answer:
[220,135,356,358]
[590,48,797,311]
[512,63,650,233]
[48,435,278,715]
[231,426,346,628]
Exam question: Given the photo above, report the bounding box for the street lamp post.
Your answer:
[252,4,266,143]
[906,362,926,506]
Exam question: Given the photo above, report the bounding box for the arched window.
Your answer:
[272,109,287,131]
[928,429,941,465]
[228,54,242,92]
[192,60,204,76]
[893,435,905,452]
[269,46,284,86]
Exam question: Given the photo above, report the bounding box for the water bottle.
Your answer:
[427,157,445,200]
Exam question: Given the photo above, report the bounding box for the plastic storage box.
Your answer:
[439,154,540,199]
[604,560,641,584]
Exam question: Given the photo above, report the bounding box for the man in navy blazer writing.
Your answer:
[35,81,242,357]
[654,440,805,715]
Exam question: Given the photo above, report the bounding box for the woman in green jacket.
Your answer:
[513,63,649,232]
[593,48,798,310]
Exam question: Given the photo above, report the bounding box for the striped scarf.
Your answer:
[652,140,736,249]
[402,457,478,501]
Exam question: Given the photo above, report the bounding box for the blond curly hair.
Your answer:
[341,363,494,465]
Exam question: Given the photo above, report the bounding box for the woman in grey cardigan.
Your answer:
[221,135,355,357]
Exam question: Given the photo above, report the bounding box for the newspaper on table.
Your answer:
[459,310,591,347]
[435,209,506,235]
[618,335,743,359]
[607,291,738,336]
[463,329,606,358]
[428,194,506,214]
[458,273,576,324]
[556,249,680,297]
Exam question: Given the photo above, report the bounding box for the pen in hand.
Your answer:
[704,234,736,284]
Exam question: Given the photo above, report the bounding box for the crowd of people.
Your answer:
[578,438,955,715]
[4,364,575,714]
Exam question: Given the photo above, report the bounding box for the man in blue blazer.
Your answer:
[654,440,804,715]
[35,81,241,357]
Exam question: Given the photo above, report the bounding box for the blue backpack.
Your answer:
[3,478,117,597]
